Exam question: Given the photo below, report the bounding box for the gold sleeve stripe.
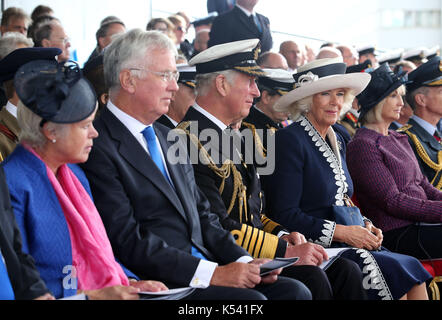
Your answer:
[231,224,278,259]
[261,215,280,234]
[259,233,279,259]
[241,225,254,252]
[252,229,265,257]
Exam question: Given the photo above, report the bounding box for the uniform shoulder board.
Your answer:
[396,124,413,133]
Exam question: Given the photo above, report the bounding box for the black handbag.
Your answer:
[332,195,365,226]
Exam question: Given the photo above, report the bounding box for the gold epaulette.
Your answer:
[242,121,267,158]
[261,214,281,234]
[396,124,413,133]
[231,224,278,259]
[177,121,251,223]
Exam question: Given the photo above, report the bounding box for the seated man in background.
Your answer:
[0,31,34,131]
[241,68,294,162]
[0,7,31,36]
[86,16,126,64]
[33,19,71,62]
[156,63,196,129]
[0,46,60,159]
[402,56,442,190]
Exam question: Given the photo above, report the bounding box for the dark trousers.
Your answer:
[282,258,367,300]
[383,223,442,260]
[184,276,311,300]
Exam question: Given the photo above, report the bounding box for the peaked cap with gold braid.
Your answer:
[189,39,265,77]
[407,56,442,93]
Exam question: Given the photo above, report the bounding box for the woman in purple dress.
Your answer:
[347,63,442,262]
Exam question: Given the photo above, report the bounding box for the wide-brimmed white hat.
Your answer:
[273,57,371,112]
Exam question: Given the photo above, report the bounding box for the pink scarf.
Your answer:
[25,145,129,291]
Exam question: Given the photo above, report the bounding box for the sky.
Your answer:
[4,0,441,64]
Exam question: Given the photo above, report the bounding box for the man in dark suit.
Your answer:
[0,166,52,300]
[81,29,311,300]
[208,0,273,53]
[402,56,442,189]
[179,39,367,300]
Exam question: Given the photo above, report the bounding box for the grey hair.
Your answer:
[33,19,60,47]
[95,19,125,44]
[0,32,34,59]
[361,85,406,125]
[195,70,238,97]
[406,86,428,111]
[17,101,67,149]
[104,28,177,91]
[287,89,356,121]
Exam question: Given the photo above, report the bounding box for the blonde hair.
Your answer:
[287,89,356,121]
[361,85,406,125]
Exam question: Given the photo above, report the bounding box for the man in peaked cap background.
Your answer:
[403,47,429,67]
[357,44,379,69]
[179,39,368,300]
[0,47,61,159]
[241,68,294,163]
[401,56,442,189]
[156,64,197,129]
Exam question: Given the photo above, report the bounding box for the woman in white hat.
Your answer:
[263,58,431,300]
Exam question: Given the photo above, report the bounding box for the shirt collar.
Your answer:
[192,103,229,131]
[5,101,17,118]
[236,4,255,17]
[164,114,178,127]
[107,100,151,136]
[411,115,437,136]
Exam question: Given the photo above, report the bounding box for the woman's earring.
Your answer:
[52,139,56,144]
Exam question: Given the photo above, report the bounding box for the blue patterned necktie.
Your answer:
[142,126,172,185]
[0,250,15,300]
[142,126,205,260]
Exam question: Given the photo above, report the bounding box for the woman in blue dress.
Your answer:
[263,57,431,300]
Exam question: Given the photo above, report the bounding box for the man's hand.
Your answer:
[34,293,55,300]
[84,285,141,300]
[210,262,261,288]
[281,232,307,246]
[285,242,328,266]
[250,258,280,284]
[130,279,169,292]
